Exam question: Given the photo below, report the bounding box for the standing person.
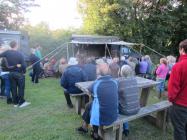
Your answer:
[0,57,15,104]
[30,48,41,83]
[60,57,87,108]
[144,55,153,79]
[139,56,148,77]
[0,41,30,108]
[166,55,176,81]
[126,57,137,75]
[34,44,42,60]
[168,39,187,140]
[156,58,169,98]
[83,57,97,81]
[109,57,120,78]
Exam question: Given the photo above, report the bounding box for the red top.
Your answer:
[168,54,187,107]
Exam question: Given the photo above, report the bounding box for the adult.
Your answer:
[139,56,148,77]
[0,56,15,104]
[58,57,68,76]
[144,55,153,79]
[0,41,30,107]
[119,56,127,67]
[83,57,96,81]
[168,39,187,140]
[166,55,176,80]
[109,57,120,78]
[77,63,118,139]
[156,58,169,98]
[34,44,42,60]
[0,43,12,103]
[118,65,140,136]
[29,48,41,83]
[60,57,87,108]
[126,57,137,75]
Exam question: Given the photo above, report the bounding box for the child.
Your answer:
[156,58,169,98]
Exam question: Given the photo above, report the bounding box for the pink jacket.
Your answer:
[156,64,169,79]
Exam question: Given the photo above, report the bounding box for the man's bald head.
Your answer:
[97,63,110,76]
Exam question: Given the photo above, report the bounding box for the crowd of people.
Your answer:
[0,38,186,140]
[60,40,187,140]
[0,41,30,107]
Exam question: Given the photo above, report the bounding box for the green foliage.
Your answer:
[0,0,37,30]
[79,0,187,56]
[22,23,83,58]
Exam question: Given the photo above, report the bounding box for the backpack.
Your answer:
[118,77,140,115]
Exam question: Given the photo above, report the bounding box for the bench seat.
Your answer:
[70,93,86,114]
[100,100,172,140]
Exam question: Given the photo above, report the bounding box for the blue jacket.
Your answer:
[89,75,118,126]
[83,63,96,81]
[60,65,87,93]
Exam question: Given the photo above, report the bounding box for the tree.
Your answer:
[0,0,37,30]
[78,0,187,55]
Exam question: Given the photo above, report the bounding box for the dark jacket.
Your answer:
[29,54,40,69]
[60,65,87,93]
[0,50,26,73]
[83,63,96,81]
[89,75,118,126]
[168,54,187,107]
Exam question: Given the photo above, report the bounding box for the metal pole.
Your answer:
[105,44,107,57]
[67,43,69,60]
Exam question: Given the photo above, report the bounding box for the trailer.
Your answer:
[0,30,30,61]
[70,34,142,59]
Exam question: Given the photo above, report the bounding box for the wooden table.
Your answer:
[75,77,171,140]
[76,76,160,108]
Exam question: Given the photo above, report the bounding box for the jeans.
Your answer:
[156,78,165,94]
[170,104,187,140]
[32,66,40,83]
[1,74,11,98]
[9,72,25,105]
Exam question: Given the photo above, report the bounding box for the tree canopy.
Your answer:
[79,0,187,55]
[0,0,37,29]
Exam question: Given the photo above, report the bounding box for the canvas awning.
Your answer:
[70,34,120,45]
[108,41,140,47]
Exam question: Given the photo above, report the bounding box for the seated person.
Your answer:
[118,65,140,136]
[59,57,68,76]
[60,57,87,108]
[83,57,96,81]
[43,62,54,77]
[77,63,118,140]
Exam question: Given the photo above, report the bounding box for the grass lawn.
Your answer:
[0,76,173,140]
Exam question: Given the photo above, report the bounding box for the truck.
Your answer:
[0,30,30,61]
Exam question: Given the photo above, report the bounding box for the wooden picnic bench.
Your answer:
[100,100,172,140]
[75,77,160,114]
[73,77,172,139]
[70,93,86,114]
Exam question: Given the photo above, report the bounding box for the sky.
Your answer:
[25,0,83,30]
